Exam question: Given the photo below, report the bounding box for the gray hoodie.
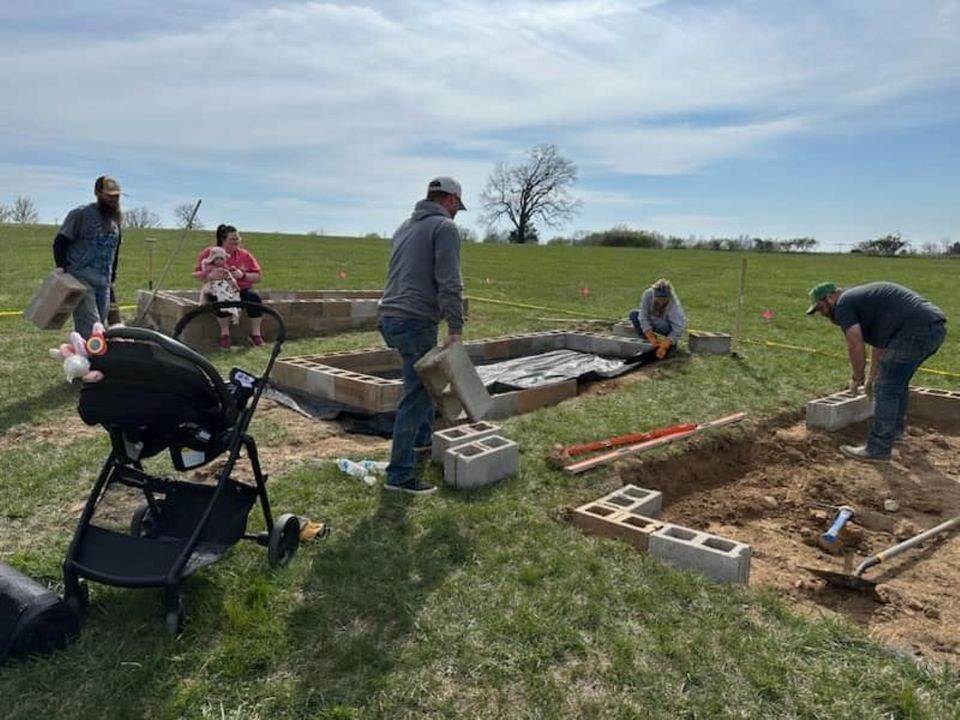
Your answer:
[379,199,464,332]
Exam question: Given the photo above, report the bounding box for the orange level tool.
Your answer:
[563,423,698,458]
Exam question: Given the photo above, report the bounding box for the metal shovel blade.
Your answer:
[801,566,878,595]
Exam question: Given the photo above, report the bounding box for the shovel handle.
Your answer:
[855,514,960,577]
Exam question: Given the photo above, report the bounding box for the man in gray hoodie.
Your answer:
[378,176,466,495]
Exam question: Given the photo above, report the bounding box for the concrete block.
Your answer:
[597,484,663,518]
[23,270,88,330]
[486,380,578,420]
[431,421,501,462]
[908,386,960,424]
[648,524,751,584]
[443,435,519,489]
[569,503,662,551]
[688,331,732,355]
[611,319,637,338]
[805,390,874,431]
[415,341,493,421]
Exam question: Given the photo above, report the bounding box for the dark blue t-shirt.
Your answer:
[834,282,945,347]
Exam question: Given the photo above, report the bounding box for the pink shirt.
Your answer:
[193,246,262,290]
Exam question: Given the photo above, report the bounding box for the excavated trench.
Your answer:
[615,411,960,666]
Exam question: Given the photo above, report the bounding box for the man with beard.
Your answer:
[806,281,946,463]
[53,176,124,337]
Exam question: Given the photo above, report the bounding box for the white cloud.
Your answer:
[0,0,957,237]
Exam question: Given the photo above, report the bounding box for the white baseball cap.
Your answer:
[427,176,466,210]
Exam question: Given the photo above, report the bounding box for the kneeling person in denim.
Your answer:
[806,281,947,463]
[378,177,467,495]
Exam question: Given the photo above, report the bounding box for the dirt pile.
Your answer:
[619,418,960,666]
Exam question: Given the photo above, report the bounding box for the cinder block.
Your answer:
[688,331,732,355]
[23,270,88,330]
[908,386,960,424]
[569,503,662,551]
[611,319,637,338]
[415,342,493,421]
[597,484,663,518]
[648,524,751,584]
[443,435,519,489]
[486,380,578,420]
[805,390,874,431]
[431,421,501,462]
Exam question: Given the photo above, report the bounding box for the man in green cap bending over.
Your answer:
[806,281,947,463]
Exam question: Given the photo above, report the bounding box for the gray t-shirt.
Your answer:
[834,281,945,347]
[58,203,122,288]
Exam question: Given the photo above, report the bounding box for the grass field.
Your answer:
[2,223,959,719]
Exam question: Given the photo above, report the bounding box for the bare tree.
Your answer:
[479,143,581,244]
[123,207,162,229]
[0,203,10,223]
[11,195,39,224]
[173,202,204,230]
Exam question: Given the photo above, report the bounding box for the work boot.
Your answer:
[839,444,890,464]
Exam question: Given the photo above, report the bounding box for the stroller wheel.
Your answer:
[267,514,300,569]
[165,595,185,636]
[64,580,90,618]
[130,503,158,538]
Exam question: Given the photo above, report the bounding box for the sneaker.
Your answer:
[248,334,265,347]
[219,334,231,351]
[839,444,890,464]
[383,479,437,495]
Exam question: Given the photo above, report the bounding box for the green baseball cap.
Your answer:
[805,281,836,315]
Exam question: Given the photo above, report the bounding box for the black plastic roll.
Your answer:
[0,561,80,661]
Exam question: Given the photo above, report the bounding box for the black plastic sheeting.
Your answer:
[264,347,654,436]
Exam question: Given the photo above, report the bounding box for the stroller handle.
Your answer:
[104,326,236,417]
[172,301,286,347]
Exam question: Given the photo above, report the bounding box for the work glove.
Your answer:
[643,330,658,345]
[655,339,672,360]
[848,377,863,396]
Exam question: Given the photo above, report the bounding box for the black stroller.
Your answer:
[62,302,301,634]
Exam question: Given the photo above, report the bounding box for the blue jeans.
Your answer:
[868,320,946,456]
[629,311,673,340]
[379,317,438,485]
[73,279,109,338]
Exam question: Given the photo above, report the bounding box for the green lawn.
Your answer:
[1,224,959,718]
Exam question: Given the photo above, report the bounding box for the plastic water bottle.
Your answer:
[336,458,378,487]
[336,458,368,478]
[359,459,389,473]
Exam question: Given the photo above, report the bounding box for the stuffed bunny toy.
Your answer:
[49,323,106,383]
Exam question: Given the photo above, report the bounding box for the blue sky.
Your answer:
[1,0,958,250]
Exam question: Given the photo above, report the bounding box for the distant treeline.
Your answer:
[477,226,960,257]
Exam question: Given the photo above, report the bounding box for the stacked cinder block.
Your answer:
[432,421,501,462]
[24,271,88,330]
[432,421,520,489]
[568,483,751,584]
[688,330,732,355]
[805,390,874,431]
[443,435,520,489]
